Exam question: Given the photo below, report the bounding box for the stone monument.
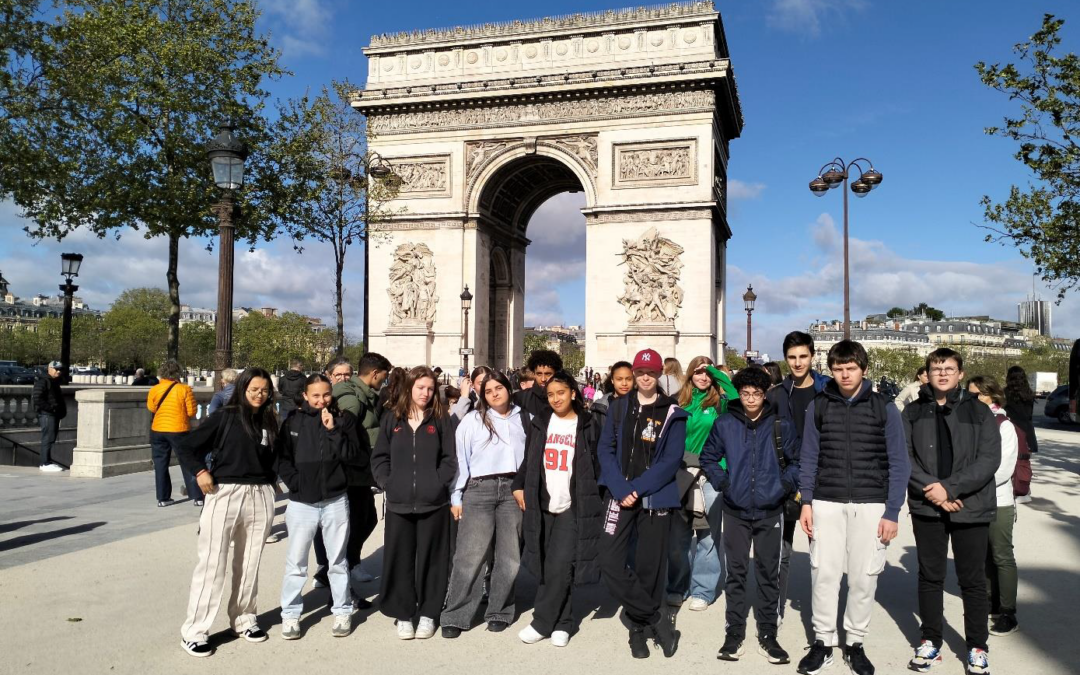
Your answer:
[353,1,743,369]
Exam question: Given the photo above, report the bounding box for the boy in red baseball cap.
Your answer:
[597,348,688,659]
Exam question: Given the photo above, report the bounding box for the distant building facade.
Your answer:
[1018,299,1051,337]
[0,271,100,332]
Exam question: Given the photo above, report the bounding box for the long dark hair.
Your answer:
[1004,365,1034,406]
[303,373,340,415]
[383,366,407,410]
[390,366,447,420]
[547,370,585,417]
[225,367,279,446]
[474,370,515,441]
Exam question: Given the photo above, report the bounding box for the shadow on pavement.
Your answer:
[0,521,106,552]
[0,515,73,534]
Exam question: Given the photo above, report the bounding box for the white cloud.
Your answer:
[728,179,766,201]
[260,0,332,59]
[523,192,587,326]
[766,0,867,38]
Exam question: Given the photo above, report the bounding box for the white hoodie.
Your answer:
[990,404,1019,508]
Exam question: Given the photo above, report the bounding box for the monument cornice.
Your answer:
[365,2,719,52]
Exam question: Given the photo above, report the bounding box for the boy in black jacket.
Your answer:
[702,366,799,664]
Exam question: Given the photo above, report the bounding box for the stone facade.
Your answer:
[353,2,742,370]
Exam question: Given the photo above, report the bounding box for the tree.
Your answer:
[976,14,1080,300]
[3,0,286,360]
[911,302,945,321]
[268,80,401,354]
[724,349,747,371]
[102,288,170,369]
[886,307,907,318]
[179,322,216,372]
[233,311,327,372]
[523,334,549,364]
[866,348,925,384]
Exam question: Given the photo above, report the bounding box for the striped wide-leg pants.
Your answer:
[180,483,276,643]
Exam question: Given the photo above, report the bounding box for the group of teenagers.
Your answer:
[169,331,1030,675]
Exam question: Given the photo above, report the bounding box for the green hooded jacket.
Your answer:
[333,377,380,449]
[682,365,739,467]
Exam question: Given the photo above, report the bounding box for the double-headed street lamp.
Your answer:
[742,284,756,359]
[808,157,883,339]
[360,152,393,354]
[59,253,83,384]
[460,286,473,375]
[206,122,248,387]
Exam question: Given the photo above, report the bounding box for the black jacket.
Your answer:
[513,385,549,418]
[1004,398,1039,454]
[904,386,1001,524]
[32,375,66,418]
[278,370,307,410]
[275,404,359,504]
[371,410,457,514]
[517,408,604,586]
[177,408,276,485]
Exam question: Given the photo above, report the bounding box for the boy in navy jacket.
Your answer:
[597,349,687,660]
[702,366,799,665]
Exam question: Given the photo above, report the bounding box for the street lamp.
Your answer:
[360,152,393,354]
[808,157,883,339]
[460,286,473,374]
[59,253,83,384]
[742,284,756,359]
[205,121,248,387]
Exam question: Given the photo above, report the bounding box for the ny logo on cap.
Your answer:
[641,353,651,361]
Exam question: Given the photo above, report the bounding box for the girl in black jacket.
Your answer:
[177,368,279,658]
[513,371,603,648]
[371,366,457,640]
[275,374,360,640]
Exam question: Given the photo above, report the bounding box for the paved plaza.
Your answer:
[2,409,1078,675]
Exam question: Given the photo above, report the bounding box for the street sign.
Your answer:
[744,350,759,359]
[459,348,474,356]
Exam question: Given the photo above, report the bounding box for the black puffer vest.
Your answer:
[813,380,890,503]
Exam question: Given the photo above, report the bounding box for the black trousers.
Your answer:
[531,509,578,636]
[379,507,451,622]
[912,514,990,652]
[314,486,379,573]
[722,512,783,638]
[598,499,671,627]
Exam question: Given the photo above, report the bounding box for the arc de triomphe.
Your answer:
[352,1,743,371]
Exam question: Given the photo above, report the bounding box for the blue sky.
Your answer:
[1,0,1077,359]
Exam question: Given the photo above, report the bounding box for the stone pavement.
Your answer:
[1,413,1078,675]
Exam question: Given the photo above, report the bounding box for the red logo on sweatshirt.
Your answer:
[393,426,402,433]
[426,425,436,435]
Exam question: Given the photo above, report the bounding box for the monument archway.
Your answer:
[353,1,743,371]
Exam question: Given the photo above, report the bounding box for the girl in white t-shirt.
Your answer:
[514,371,603,647]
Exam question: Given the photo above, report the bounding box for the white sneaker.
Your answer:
[351,564,375,583]
[519,625,546,644]
[666,593,685,607]
[39,463,64,473]
[687,596,709,612]
[332,615,352,637]
[551,630,570,647]
[280,618,300,640]
[415,616,436,639]
[396,620,415,640]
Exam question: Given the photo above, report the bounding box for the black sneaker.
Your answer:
[441,626,462,639]
[717,634,745,661]
[844,643,874,675]
[487,621,509,633]
[797,640,834,675]
[989,612,1018,636]
[233,626,268,643]
[629,626,650,659]
[759,634,790,664]
[650,616,679,658]
[181,639,213,658]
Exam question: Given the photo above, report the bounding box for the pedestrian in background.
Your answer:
[1004,365,1038,456]
[207,368,238,415]
[761,361,783,388]
[147,360,200,506]
[278,359,307,412]
[33,360,67,472]
[658,357,683,397]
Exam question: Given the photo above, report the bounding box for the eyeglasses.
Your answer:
[930,367,958,376]
[739,390,765,401]
[247,389,271,397]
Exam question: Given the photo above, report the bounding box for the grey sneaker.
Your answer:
[332,615,351,637]
[280,618,300,640]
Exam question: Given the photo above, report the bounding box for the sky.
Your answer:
[1,0,1078,361]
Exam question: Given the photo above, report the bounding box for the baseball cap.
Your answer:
[632,349,662,375]
[48,361,64,370]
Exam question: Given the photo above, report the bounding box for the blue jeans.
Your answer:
[281,494,353,618]
[150,431,200,502]
[39,413,59,466]
[667,480,725,603]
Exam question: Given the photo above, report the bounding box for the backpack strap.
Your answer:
[206,410,236,471]
[151,381,179,421]
[773,417,787,470]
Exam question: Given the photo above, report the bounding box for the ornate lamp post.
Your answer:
[361,152,393,354]
[460,286,473,374]
[742,284,756,360]
[206,122,248,387]
[59,253,83,384]
[808,157,883,339]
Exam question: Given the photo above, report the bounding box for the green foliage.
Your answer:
[724,349,747,371]
[179,321,216,372]
[886,307,907,318]
[976,14,1080,299]
[101,288,170,369]
[233,311,333,372]
[560,343,584,377]
[866,348,926,383]
[911,302,945,321]
[523,334,549,364]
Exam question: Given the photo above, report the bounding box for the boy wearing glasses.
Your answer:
[700,366,799,664]
[796,341,910,675]
[903,348,1000,675]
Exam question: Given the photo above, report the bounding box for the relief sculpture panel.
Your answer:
[388,243,439,326]
[391,155,451,197]
[613,139,698,189]
[617,227,685,325]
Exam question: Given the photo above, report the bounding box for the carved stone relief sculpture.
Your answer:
[388,243,439,325]
[617,227,685,324]
[393,156,450,197]
[613,139,697,188]
[465,140,514,182]
[547,135,598,174]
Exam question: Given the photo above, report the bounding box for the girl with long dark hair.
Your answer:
[440,370,527,637]
[514,370,603,647]
[1004,365,1039,455]
[276,374,360,640]
[177,368,279,657]
[372,366,457,640]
